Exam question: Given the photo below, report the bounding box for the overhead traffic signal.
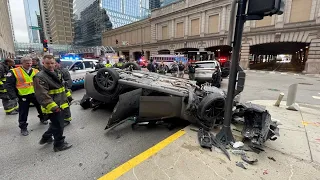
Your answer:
[43,39,48,52]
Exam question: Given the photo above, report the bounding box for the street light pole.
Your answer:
[216,0,248,144]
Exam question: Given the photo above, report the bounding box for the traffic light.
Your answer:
[43,39,48,52]
[247,0,284,16]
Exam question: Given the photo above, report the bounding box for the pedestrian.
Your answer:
[170,61,179,77]
[32,57,43,70]
[0,58,18,115]
[188,62,196,80]
[34,55,72,152]
[105,60,112,68]
[212,66,222,88]
[147,58,157,72]
[5,56,47,136]
[157,61,167,74]
[114,58,124,68]
[55,58,73,127]
[178,60,185,78]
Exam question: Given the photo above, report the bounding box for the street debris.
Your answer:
[232,141,244,148]
[231,149,246,155]
[263,169,269,175]
[197,128,230,160]
[79,163,83,167]
[236,162,247,169]
[241,154,258,165]
[268,157,276,161]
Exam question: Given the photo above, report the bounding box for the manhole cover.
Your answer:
[268,88,280,91]
[298,83,313,85]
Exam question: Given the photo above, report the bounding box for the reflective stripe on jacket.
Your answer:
[33,69,69,114]
[105,63,112,68]
[12,67,39,96]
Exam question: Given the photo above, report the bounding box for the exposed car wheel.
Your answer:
[197,93,225,129]
[95,67,119,91]
[123,62,141,70]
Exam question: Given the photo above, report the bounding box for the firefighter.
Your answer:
[0,58,18,115]
[5,57,47,136]
[114,58,124,68]
[32,57,43,70]
[55,58,73,127]
[34,55,72,152]
[105,60,112,68]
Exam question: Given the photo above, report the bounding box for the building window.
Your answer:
[191,18,200,36]
[290,0,312,23]
[208,15,219,33]
[176,22,184,38]
[162,26,168,40]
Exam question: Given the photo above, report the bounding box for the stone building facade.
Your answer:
[102,0,320,73]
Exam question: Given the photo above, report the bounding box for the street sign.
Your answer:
[29,26,42,30]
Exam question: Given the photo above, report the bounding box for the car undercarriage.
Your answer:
[81,63,279,151]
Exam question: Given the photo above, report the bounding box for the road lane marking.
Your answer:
[98,129,186,180]
[312,96,320,100]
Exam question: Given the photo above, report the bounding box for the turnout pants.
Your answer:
[1,98,18,113]
[42,111,65,147]
[18,96,44,130]
[64,107,72,121]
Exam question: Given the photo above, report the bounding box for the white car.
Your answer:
[193,60,221,84]
[60,59,99,86]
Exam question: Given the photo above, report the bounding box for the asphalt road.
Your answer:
[0,71,319,180]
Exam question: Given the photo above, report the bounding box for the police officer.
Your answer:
[0,58,18,115]
[6,57,47,136]
[55,58,73,127]
[105,60,112,68]
[34,55,72,152]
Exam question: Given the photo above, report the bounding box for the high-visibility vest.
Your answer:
[105,63,112,68]
[12,67,39,96]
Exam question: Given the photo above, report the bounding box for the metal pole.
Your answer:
[216,0,247,144]
[227,0,237,46]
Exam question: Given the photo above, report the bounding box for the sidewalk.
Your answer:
[245,70,320,78]
[103,100,320,180]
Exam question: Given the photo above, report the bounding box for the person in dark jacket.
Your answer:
[5,57,47,136]
[178,61,185,78]
[147,59,158,72]
[170,61,179,77]
[34,55,72,152]
[157,61,167,74]
[32,57,43,70]
[187,63,196,80]
[55,58,73,127]
[0,58,18,115]
[211,66,222,88]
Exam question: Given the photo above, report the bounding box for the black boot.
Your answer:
[21,129,29,136]
[54,142,72,152]
[39,137,54,145]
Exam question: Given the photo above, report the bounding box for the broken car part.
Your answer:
[236,162,247,169]
[241,154,258,165]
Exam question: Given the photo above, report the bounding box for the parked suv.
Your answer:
[193,60,221,84]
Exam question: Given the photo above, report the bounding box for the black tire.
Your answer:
[95,67,119,91]
[123,62,141,70]
[80,94,91,109]
[197,93,225,129]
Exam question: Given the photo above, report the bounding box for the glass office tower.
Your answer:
[23,0,40,43]
[161,0,179,7]
[101,0,150,28]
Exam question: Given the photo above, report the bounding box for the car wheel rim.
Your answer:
[204,100,224,120]
[98,72,114,88]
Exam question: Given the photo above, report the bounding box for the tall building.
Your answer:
[161,0,179,7]
[39,0,52,43]
[101,0,150,28]
[7,0,15,42]
[23,0,40,43]
[150,0,161,9]
[40,0,74,45]
[0,0,15,59]
[36,14,45,43]
[73,0,112,47]
[73,0,94,20]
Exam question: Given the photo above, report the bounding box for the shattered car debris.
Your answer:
[82,62,279,151]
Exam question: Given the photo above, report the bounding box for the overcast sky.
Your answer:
[9,0,29,42]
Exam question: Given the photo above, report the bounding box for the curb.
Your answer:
[244,70,320,78]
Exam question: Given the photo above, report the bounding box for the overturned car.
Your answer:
[81,63,279,149]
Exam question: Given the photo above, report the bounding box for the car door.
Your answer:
[69,61,87,85]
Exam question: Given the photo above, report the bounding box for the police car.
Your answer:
[60,58,99,87]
